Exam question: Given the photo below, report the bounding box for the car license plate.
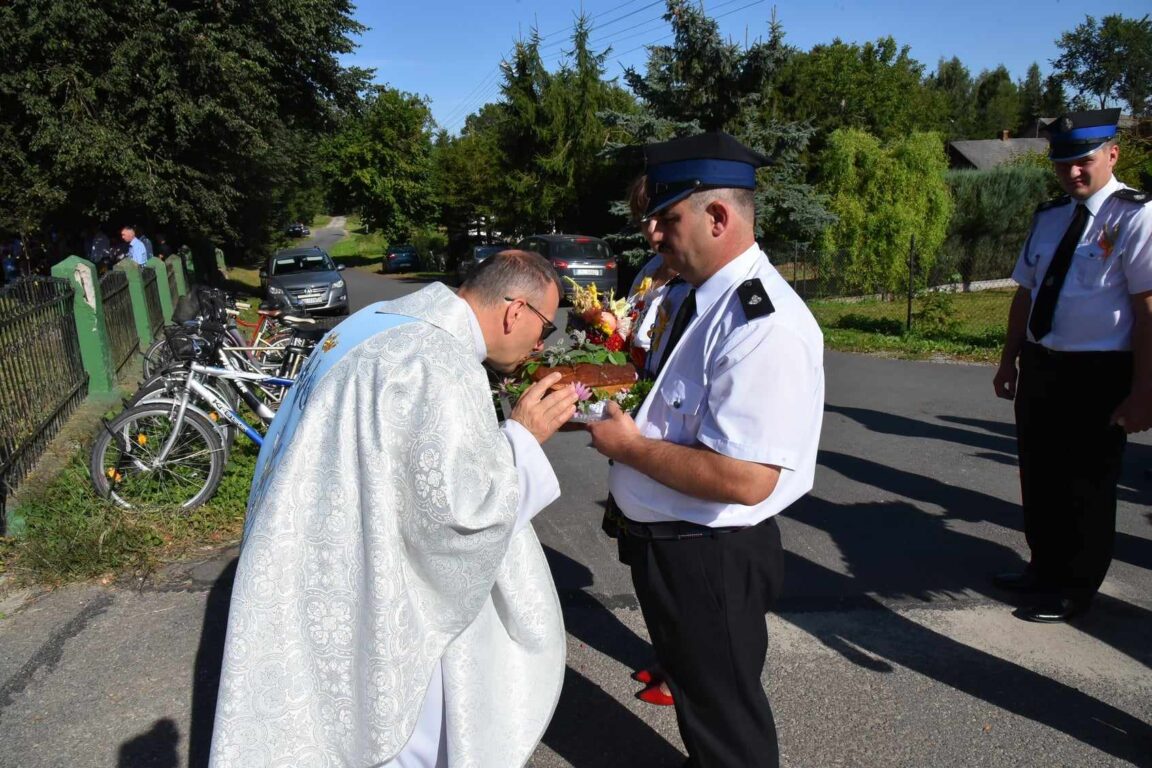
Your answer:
[571,268,601,276]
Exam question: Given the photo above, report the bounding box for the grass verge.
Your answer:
[328,214,386,269]
[2,417,258,585]
[808,289,1012,363]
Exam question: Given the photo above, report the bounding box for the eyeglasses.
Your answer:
[504,296,557,342]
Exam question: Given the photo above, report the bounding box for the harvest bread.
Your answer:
[529,362,637,395]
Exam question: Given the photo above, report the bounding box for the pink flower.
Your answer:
[573,382,593,401]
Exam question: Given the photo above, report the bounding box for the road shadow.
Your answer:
[827,404,1015,457]
[540,668,684,767]
[117,717,179,768]
[543,546,656,681]
[541,546,683,766]
[779,496,1152,763]
[187,558,237,768]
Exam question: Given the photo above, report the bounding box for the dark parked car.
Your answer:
[260,247,348,315]
[456,243,512,285]
[516,234,617,299]
[285,222,311,237]
[383,245,420,273]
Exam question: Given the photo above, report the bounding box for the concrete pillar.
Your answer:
[169,255,187,297]
[146,256,174,322]
[50,255,115,393]
[116,259,154,347]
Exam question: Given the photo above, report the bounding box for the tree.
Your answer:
[818,130,953,295]
[624,0,787,132]
[941,166,1052,284]
[1052,14,1152,115]
[925,57,975,139]
[778,37,944,142]
[971,66,1022,138]
[614,1,832,249]
[0,0,366,260]
[323,87,437,242]
[1018,63,1045,130]
[432,106,510,259]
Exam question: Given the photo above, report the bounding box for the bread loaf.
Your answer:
[529,362,637,394]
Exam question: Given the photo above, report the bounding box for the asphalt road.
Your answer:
[0,263,1149,767]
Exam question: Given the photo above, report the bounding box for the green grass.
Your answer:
[3,425,258,584]
[327,214,387,269]
[808,289,1013,362]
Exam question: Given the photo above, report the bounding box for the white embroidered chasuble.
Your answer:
[209,283,565,767]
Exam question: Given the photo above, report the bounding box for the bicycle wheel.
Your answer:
[90,405,226,510]
[141,336,176,378]
[129,386,238,453]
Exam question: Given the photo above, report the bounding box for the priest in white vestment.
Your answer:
[209,251,578,768]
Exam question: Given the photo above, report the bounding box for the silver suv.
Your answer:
[260,247,349,315]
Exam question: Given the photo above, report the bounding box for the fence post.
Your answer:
[117,259,154,347]
[170,255,188,297]
[50,256,116,394]
[147,256,174,322]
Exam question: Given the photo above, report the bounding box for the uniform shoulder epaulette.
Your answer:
[1036,195,1071,212]
[1111,188,1151,206]
[736,278,774,321]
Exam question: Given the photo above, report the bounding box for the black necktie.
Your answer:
[1028,204,1089,342]
[655,288,696,376]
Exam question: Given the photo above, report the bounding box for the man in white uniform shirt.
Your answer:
[992,109,1152,623]
[589,132,825,768]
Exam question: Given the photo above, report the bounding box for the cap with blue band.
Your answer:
[642,131,771,217]
[1044,108,1120,162]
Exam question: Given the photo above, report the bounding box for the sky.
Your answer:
[343,0,1150,133]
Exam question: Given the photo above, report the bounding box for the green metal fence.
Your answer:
[100,269,138,372]
[166,259,179,304]
[0,278,87,533]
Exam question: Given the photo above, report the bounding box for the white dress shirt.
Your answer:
[1012,175,1152,351]
[610,244,825,527]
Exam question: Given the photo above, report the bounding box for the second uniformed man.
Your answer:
[589,132,825,767]
[992,108,1152,622]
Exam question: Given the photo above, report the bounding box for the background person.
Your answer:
[589,132,825,768]
[121,225,147,266]
[992,109,1152,623]
[210,251,578,768]
[625,174,680,374]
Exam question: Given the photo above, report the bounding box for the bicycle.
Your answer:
[90,358,297,510]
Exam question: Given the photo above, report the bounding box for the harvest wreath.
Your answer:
[496,280,653,421]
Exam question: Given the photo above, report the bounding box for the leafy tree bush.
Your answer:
[818,130,952,295]
[938,165,1052,284]
[0,0,366,259]
[322,86,437,243]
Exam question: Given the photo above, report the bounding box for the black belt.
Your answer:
[1023,341,1131,362]
[605,495,747,541]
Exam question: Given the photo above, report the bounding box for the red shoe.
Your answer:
[631,667,658,685]
[636,683,675,706]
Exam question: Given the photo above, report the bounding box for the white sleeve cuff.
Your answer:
[502,419,561,532]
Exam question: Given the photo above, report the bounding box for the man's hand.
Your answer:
[586,401,643,461]
[1110,390,1152,434]
[509,372,578,444]
[993,361,1018,400]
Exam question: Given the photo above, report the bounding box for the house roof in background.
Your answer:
[948,138,1050,170]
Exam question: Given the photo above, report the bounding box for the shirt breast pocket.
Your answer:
[1073,246,1115,290]
[660,376,707,442]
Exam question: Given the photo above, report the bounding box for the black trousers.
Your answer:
[1014,343,1132,599]
[621,516,785,768]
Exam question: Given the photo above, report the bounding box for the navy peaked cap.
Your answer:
[1043,108,1120,162]
[642,131,770,217]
